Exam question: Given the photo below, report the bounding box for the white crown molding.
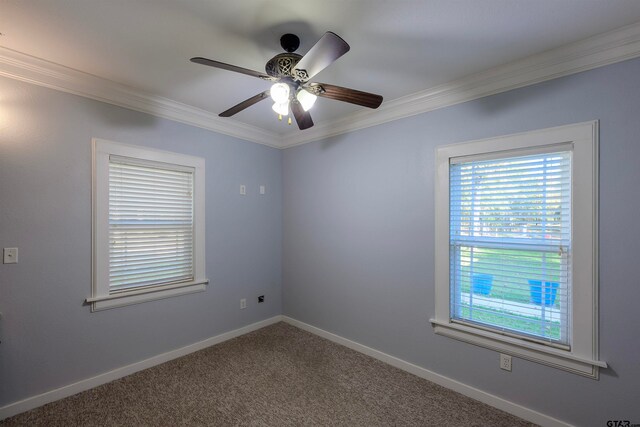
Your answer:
[280,20,640,148]
[1,21,640,149]
[0,47,279,147]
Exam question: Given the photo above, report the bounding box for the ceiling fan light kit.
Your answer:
[272,101,289,116]
[191,32,383,130]
[269,82,290,104]
[296,89,317,111]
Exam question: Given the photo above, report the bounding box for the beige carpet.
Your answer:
[1,322,536,426]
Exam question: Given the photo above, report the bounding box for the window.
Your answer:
[450,151,572,347]
[88,139,207,311]
[431,122,605,378]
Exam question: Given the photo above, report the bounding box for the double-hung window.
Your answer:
[89,139,207,311]
[432,122,605,377]
[449,151,572,347]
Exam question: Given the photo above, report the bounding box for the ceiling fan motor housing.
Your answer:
[265,52,303,79]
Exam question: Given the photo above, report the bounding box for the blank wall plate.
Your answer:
[3,248,18,264]
[259,185,266,195]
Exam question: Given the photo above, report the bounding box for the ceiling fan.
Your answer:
[190,32,383,130]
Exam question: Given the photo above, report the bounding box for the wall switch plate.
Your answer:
[240,298,247,309]
[3,248,18,264]
[240,185,246,195]
[500,353,512,371]
[259,185,266,195]
[258,295,265,303]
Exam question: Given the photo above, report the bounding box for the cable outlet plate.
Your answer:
[500,353,512,371]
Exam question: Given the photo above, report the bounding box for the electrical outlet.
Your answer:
[258,295,264,303]
[259,185,266,195]
[240,185,246,195]
[240,298,247,309]
[500,353,512,371]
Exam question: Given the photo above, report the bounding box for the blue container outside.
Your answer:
[472,274,493,295]
[528,280,559,306]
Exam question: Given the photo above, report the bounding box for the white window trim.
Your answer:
[89,138,208,311]
[430,121,606,378]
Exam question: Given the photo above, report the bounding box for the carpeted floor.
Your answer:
[1,322,536,426]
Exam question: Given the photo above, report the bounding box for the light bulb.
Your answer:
[270,83,290,104]
[296,89,317,111]
[272,101,289,116]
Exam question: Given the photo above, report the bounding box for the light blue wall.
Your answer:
[0,77,282,406]
[2,55,640,424]
[282,57,640,426]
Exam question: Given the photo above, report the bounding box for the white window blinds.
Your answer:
[108,156,195,293]
[449,150,572,347]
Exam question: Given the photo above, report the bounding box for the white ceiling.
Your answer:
[2,0,640,137]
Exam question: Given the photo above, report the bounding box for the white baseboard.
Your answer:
[2,314,570,426]
[0,315,283,421]
[282,316,571,427]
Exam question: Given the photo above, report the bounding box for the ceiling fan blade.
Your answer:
[308,83,383,109]
[290,100,314,130]
[219,91,270,117]
[191,57,275,81]
[292,32,350,82]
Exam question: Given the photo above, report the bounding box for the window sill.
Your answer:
[430,318,606,378]
[87,279,209,311]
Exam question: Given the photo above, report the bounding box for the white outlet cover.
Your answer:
[260,185,266,195]
[240,185,246,195]
[500,353,512,371]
